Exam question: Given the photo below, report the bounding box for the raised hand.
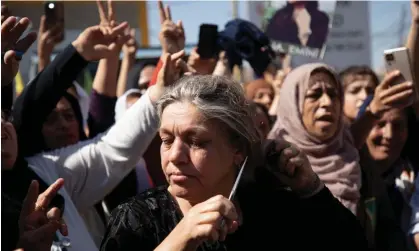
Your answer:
[369,70,414,117]
[264,139,323,197]
[148,50,188,103]
[187,47,217,75]
[71,22,129,61]
[1,16,37,85]
[122,28,138,60]
[96,0,128,56]
[97,0,116,27]
[158,0,185,54]
[17,179,67,251]
[37,15,63,59]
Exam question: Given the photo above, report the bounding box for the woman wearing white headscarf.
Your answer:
[100,89,153,214]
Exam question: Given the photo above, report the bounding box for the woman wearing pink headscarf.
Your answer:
[269,63,361,213]
[268,63,408,250]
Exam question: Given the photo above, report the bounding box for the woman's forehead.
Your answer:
[161,103,205,127]
[56,97,73,110]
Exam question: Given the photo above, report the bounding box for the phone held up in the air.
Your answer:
[383,47,418,101]
[197,24,219,59]
[44,1,65,43]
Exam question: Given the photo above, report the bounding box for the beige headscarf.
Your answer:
[268,63,361,214]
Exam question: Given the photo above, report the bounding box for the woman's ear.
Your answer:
[233,150,245,167]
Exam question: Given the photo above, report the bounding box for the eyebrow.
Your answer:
[159,126,209,136]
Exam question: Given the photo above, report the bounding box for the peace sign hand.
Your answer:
[17,179,67,251]
[158,1,185,55]
[72,22,129,61]
[96,0,128,56]
[97,0,116,27]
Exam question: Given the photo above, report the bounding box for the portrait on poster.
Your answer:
[264,0,336,59]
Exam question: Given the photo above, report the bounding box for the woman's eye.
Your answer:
[349,87,360,94]
[161,137,174,146]
[306,91,321,99]
[190,139,209,148]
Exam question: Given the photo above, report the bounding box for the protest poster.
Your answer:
[263,1,337,59]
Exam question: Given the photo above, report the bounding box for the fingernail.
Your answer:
[407,81,413,86]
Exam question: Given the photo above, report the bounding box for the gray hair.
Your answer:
[157,75,260,156]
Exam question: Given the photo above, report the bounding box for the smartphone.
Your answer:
[384,47,418,101]
[44,1,65,43]
[197,24,219,59]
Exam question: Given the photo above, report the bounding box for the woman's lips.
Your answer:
[316,114,334,122]
[170,173,191,183]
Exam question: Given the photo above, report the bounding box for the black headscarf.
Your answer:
[14,89,87,157]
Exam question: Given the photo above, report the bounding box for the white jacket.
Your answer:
[26,92,159,251]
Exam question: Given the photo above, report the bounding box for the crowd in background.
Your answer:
[2,1,419,251]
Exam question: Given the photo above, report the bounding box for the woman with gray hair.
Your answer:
[100,75,368,251]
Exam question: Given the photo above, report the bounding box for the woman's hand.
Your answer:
[1,16,36,85]
[37,15,64,71]
[149,49,197,103]
[37,15,63,60]
[158,0,185,55]
[369,70,414,118]
[187,47,217,75]
[96,0,129,58]
[122,28,138,62]
[159,195,239,250]
[264,139,323,197]
[71,22,129,61]
[17,179,67,251]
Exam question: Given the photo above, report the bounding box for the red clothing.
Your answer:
[149,59,163,87]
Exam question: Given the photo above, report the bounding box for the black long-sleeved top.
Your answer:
[101,174,369,251]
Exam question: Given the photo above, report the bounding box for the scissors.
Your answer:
[219,156,248,229]
[228,156,248,201]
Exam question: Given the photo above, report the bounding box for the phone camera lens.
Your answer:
[385,53,394,62]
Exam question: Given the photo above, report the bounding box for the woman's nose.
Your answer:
[358,88,368,101]
[168,139,188,164]
[319,93,332,107]
[383,123,393,139]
